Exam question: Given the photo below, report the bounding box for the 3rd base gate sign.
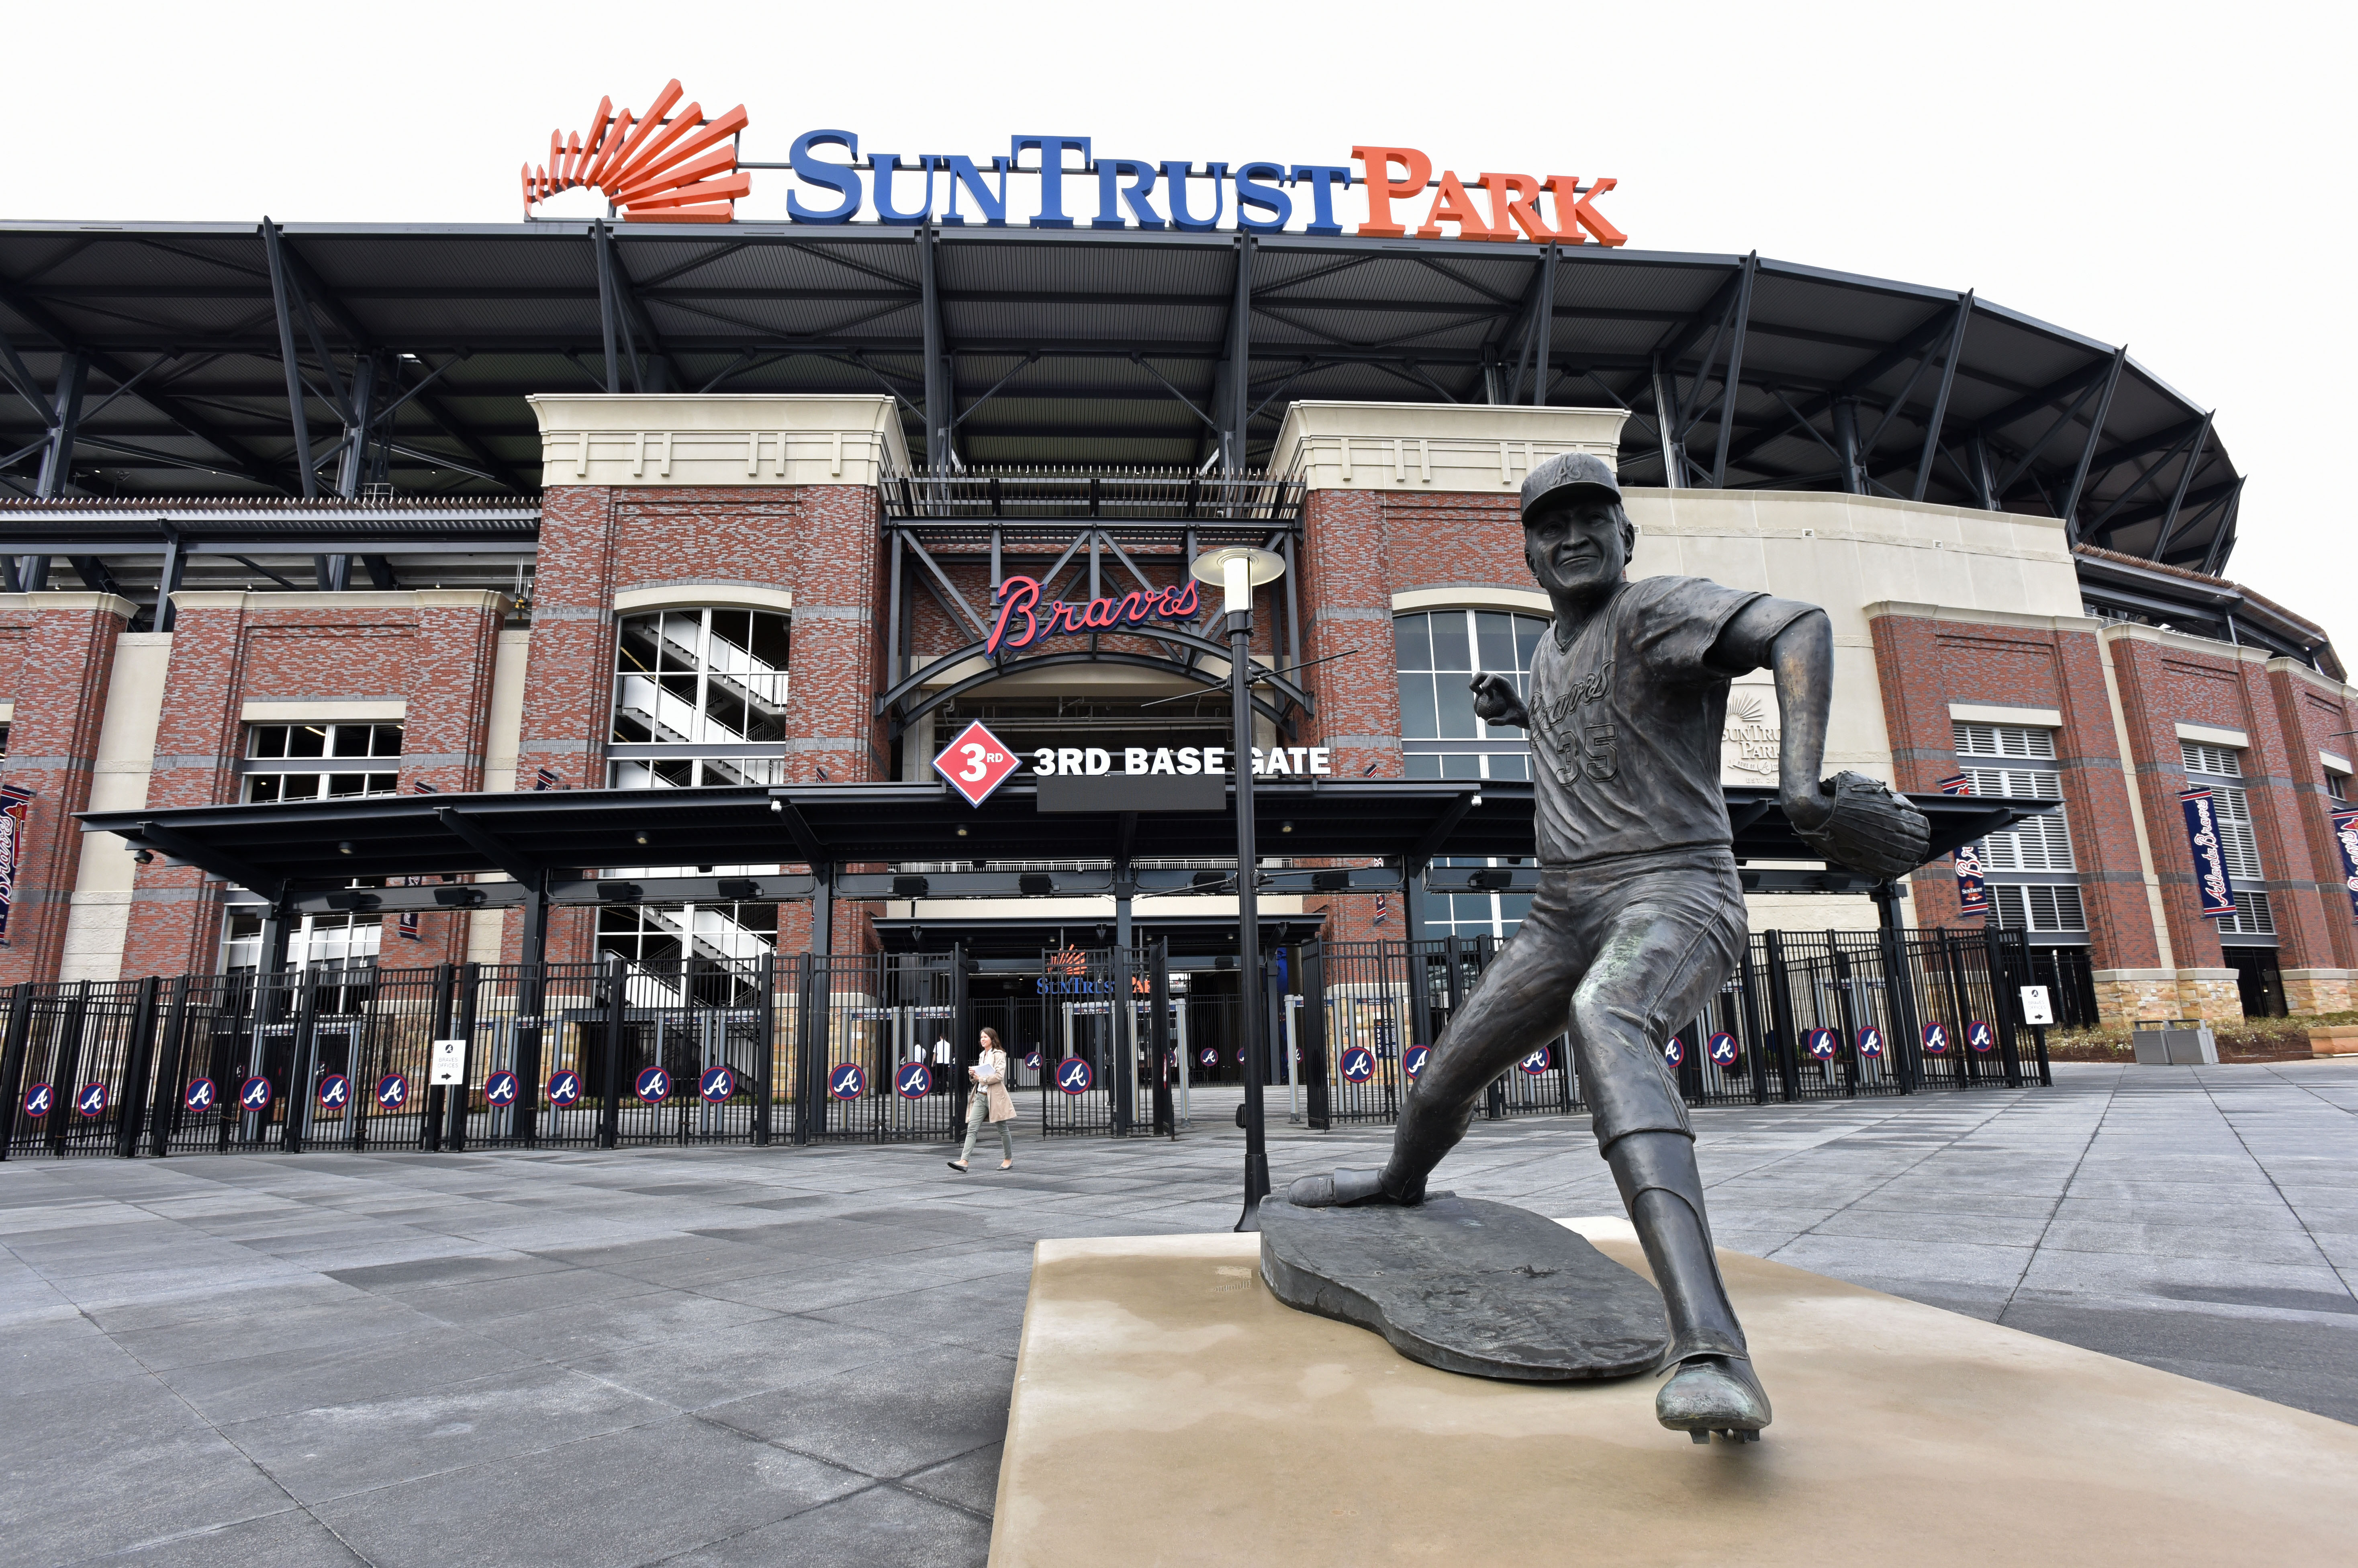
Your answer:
[934,721,1022,806]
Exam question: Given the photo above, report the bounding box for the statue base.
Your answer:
[987,1219,2358,1567]
[1257,1193,1669,1380]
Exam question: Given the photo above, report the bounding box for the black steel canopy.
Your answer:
[0,219,2239,570]
[80,779,2041,908]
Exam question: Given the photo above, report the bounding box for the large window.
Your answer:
[222,903,382,976]
[1423,856,1531,942]
[2182,740,2273,937]
[1395,608,1547,780]
[610,607,791,788]
[243,723,403,802]
[1955,722,2084,933]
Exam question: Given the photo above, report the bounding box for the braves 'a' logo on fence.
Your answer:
[828,1064,865,1100]
[1056,1057,1093,1095]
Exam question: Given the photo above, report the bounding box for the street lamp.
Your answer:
[1190,544,1287,1231]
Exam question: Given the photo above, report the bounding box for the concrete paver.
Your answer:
[0,1061,2353,1566]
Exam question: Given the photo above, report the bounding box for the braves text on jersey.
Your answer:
[1522,575,1814,867]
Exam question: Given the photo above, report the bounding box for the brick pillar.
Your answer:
[0,593,134,984]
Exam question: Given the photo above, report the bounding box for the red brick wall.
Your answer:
[0,595,133,984]
[1868,611,2161,969]
[1297,489,1527,944]
[122,593,507,979]
[2104,631,2358,973]
[514,484,887,963]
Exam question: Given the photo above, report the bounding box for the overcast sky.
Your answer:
[5,1,2349,654]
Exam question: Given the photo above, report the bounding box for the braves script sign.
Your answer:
[0,784,33,945]
[985,574,1199,656]
[2178,786,2236,918]
[2332,808,2358,923]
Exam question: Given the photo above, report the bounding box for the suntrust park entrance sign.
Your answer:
[525,80,1625,244]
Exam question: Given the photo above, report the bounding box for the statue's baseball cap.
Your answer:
[1519,451,1622,521]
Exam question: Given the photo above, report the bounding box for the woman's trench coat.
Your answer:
[974,1050,1018,1122]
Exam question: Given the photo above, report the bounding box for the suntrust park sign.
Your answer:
[525,80,1625,245]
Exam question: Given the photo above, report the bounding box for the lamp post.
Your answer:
[1190,544,1287,1231]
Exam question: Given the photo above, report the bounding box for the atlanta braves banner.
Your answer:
[0,784,33,945]
[1936,774,1990,918]
[2178,786,2236,918]
[2331,808,2358,922]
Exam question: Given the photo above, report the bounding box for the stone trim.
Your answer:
[1393,586,1554,615]
[241,699,408,722]
[2175,722,2250,749]
[528,393,908,487]
[171,590,509,613]
[0,591,139,617]
[1949,702,2063,728]
[613,584,795,615]
[1864,601,2104,636]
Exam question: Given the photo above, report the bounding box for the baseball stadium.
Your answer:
[0,110,2342,1158]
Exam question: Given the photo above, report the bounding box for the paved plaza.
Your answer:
[3,1061,2354,1567]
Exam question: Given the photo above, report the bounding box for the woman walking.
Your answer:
[949,1026,1016,1172]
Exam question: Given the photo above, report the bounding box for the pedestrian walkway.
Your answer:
[1,1063,2351,1567]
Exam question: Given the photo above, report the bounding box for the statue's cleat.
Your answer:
[1284,1169,1409,1208]
[1657,1354,1772,1443]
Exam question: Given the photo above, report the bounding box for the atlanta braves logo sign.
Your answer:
[985,574,1200,656]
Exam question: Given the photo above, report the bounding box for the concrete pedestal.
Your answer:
[989,1218,2358,1566]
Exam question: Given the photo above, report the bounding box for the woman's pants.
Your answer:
[960,1095,1013,1163]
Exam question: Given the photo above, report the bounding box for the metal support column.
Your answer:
[754,950,775,1146]
[1871,880,1921,1094]
[0,984,31,1158]
[425,962,455,1152]
[1300,941,1328,1131]
[917,225,952,466]
[446,963,477,1151]
[1230,605,1270,1228]
[1650,355,1682,487]
[116,976,163,1157]
[33,353,86,497]
[513,873,549,1145]
[1832,400,1864,495]
[155,528,186,632]
[593,221,623,395]
[146,976,192,1157]
[1528,244,1557,405]
[599,951,625,1148]
[2059,345,2127,543]
[1708,254,1755,486]
[262,221,319,497]
[1911,293,1973,502]
[335,351,376,499]
[1224,234,1255,466]
[1149,938,1175,1138]
[1763,930,1800,1103]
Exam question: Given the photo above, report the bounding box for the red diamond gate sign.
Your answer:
[933,720,1021,807]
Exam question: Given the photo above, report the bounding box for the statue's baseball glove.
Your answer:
[1791,771,1931,880]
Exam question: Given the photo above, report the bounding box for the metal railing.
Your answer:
[0,928,2054,1160]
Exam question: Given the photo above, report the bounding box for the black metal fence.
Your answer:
[0,928,2053,1160]
[1293,926,2057,1129]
